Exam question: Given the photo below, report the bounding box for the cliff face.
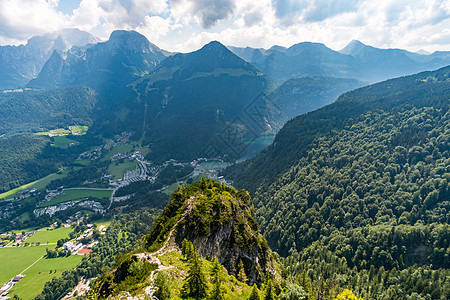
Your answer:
[144,178,281,286]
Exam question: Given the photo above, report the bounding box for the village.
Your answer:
[0,220,107,298]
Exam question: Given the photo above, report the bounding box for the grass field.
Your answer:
[0,171,68,200]
[101,144,134,161]
[0,246,48,286]
[9,255,83,299]
[74,159,91,166]
[163,182,181,196]
[108,159,139,180]
[69,125,88,135]
[94,219,112,228]
[26,227,73,244]
[40,189,113,207]
[52,136,78,149]
[18,212,30,223]
[35,128,71,136]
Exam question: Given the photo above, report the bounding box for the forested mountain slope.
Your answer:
[267,76,365,120]
[132,41,275,162]
[0,86,99,135]
[224,66,450,298]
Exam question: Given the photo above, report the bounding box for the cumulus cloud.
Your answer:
[0,0,67,43]
[170,0,236,28]
[1,0,450,54]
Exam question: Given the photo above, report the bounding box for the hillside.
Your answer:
[0,86,99,135]
[132,41,276,162]
[267,76,365,120]
[224,66,450,298]
[87,179,283,298]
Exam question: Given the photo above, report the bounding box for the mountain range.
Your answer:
[0,27,449,300]
[229,40,450,83]
[0,28,98,89]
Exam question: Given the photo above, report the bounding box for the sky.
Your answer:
[0,0,450,53]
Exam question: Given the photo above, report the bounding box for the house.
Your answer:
[12,274,25,282]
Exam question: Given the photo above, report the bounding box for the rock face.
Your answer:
[144,178,280,286]
[0,28,98,89]
[28,30,168,90]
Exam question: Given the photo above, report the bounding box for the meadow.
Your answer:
[8,254,83,299]
[26,227,73,244]
[40,188,112,207]
[0,245,48,286]
[51,136,78,148]
[101,144,134,161]
[108,159,139,180]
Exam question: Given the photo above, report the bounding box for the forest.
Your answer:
[224,66,450,299]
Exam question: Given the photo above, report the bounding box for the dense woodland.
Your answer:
[225,66,450,299]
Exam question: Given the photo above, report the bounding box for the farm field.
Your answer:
[8,254,83,299]
[40,188,113,207]
[0,245,48,287]
[69,125,88,135]
[101,144,134,161]
[52,136,78,148]
[108,159,139,180]
[35,128,71,136]
[26,227,73,244]
[0,171,68,201]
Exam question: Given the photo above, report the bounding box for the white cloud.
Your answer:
[0,0,449,53]
[0,0,67,44]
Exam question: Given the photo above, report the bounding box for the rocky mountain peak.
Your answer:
[144,178,281,286]
[107,30,161,53]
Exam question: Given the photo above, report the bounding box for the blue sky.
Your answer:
[0,0,449,53]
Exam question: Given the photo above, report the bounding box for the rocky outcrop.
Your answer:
[144,178,281,286]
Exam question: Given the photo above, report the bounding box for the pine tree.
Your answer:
[154,272,171,300]
[209,258,224,300]
[182,238,195,261]
[237,259,248,283]
[296,270,313,299]
[248,284,261,300]
[182,252,208,299]
[263,279,276,300]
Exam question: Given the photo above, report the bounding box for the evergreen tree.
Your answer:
[182,252,208,299]
[248,284,261,300]
[296,270,314,299]
[237,259,248,283]
[263,279,276,300]
[154,272,171,300]
[209,258,224,300]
